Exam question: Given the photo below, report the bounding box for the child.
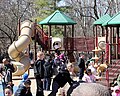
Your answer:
[4,85,13,96]
[88,61,97,75]
[20,73,28,84]
[67,63,76,77]
[14,79,32,96]
[82,68,101,83]
[111,85,120,96]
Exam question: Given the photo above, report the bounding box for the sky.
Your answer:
[57,0,66,7]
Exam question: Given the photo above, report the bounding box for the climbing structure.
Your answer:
[39,10,77,62]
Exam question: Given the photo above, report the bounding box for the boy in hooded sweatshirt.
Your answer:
[14,79,32,96]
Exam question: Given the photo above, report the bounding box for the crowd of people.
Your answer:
[0,49,114,96]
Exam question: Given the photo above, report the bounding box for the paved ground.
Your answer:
[0,69,52,96]
[1,68,107,96]
[0,65,110,96]
[0,69,74,96]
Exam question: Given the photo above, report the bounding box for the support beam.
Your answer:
[116,27,119,59]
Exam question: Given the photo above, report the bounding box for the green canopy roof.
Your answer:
[39,10,77,25]
[102,11,120,26]
[93,14,111,25]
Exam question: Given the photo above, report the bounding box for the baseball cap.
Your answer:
[22,73,28,81]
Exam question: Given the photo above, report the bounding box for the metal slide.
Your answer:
[8,20,34,76]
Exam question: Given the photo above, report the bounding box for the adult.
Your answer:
[48,67,75,96]
[53,50,61,75]
[78,54,85,80]
[71,83,111,96]
[0,63,4,80]
[43,54,53,90]
[0,63,6,95]
[2,58,15,90]
[34,51,45,96]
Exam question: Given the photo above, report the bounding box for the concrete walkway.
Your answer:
[13,68,79,96]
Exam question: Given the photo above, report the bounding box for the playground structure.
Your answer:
[93,12,120,86]
[8,10,120,84]
[8,10,77,76]
[93,14,118,66]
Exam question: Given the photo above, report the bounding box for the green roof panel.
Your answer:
[93,14,111,25]
[39,10,77,25]
[102,12,120,26]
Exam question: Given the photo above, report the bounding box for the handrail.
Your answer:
[35,25,49,49]
[36,25,48,44]
[95,51,108,64]
[112,64,120,76]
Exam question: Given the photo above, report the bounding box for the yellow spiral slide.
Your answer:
[8,20,34,76]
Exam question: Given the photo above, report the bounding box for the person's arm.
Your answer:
[0,73,3,80]
[77,57,82,68]
[66,72,74,85]
[82,75,87,82]
[94,75,102,81]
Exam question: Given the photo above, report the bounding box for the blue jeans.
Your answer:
[43,77,51,90]
[79,68,84,79]
[1,79,7,96]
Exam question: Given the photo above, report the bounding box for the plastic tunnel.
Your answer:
[8,20,34,76]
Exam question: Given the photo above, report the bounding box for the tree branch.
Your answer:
[93,0,99,19]
[4,23,15,33]
[0,28,12,43]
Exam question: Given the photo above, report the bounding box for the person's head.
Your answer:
[24,79,31,88]
[111,85,120,96]
[89,61,94,66]
[4,85,13,96]
[85,69,92,75]
[55,49,61,56]
[2,58,9,65]
[80,54,85,59]
[37,51,44,60]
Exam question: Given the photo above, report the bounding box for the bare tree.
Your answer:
[62,0,120,51]
[0,0,35,52]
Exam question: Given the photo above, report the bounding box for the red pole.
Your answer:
[106,69,109,87]
[105,43,109,60]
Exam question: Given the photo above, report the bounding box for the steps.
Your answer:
[97,59,120,86]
